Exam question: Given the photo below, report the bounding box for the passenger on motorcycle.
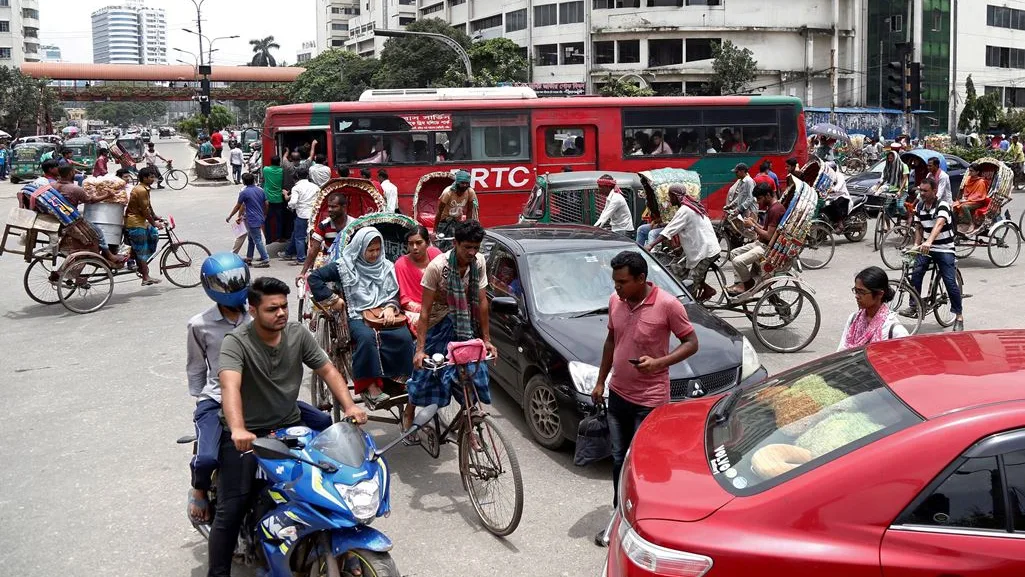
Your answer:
[408,220,497,423]
[644,185,720,302]
[208,276,367,577]
[820,161,851,225]
[186,254,332,526]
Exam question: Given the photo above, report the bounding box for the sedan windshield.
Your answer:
[706,350,921,494]
[525,247,687,316]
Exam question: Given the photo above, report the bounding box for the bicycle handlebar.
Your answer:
[421,354,496,371]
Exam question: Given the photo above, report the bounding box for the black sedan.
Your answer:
[484,224,767,450]
[846,152,969,214]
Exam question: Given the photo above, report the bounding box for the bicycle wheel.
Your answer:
[932,268,963,328]
[310,315,332,412]
[800,222,835,270]
[873,211,891,251]
[459,414,523,537]
[704,262,729,307]
[160,241,210,287]
[23,254,65,305]
[751,285,820,353]
[880,225,914,270]
[57,256,114,314]
[164,168,189,190]
[954,235,976,260]
[987,221,1021,268]
[889,280,923,336]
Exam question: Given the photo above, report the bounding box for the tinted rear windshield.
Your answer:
[707,350,921,495]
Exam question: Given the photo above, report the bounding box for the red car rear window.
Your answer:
[706,350,922,495]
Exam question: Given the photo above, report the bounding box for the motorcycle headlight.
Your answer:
[740,337,761,381]
[335,478,381,524]
[569,361,609,397]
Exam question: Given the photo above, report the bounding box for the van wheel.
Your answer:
[10,176,19,184]
[524,375,566,450]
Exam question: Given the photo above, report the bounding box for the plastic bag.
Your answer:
[574,405,612,466]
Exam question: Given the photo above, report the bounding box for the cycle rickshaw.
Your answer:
[413,171,455,233]
[298,192,524,536]
[949,157,1021,267]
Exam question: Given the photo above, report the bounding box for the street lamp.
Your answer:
[183,29,238,65]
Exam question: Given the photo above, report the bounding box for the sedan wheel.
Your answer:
[524,376,566,450]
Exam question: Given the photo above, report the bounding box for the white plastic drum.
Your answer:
[83,202,126,247]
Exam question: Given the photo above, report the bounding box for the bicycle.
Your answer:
[122,161,189,190]
[418,354,524,537]
[872,190,910,251]
[889,248,965,336]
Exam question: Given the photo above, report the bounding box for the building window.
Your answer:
[686,38,720,62]
[594,41,614,64]
[0,1,9,7]
[987,45,1025,69]
[648,0,681,6]
[332,23,348,30]
[22,8,39,19]
[652,82,682,95]
[449,0,466,5]
[890,14,903,32]
[332,7,360,14]
[931,10,942,31]
[594,0,641,6]
[471,14,502,32]
[686,0,721,4]
[0,48,11,59]
[506,9,527,32]
[0,21,8,33]
[331,39,345,46]
[399,16,416,26]
[618,40,639,63]
[399,0,416,4]
[422,3,443,15]
[1007,87,1025,108]
[593,0,612,8]
[534,4,558,26]
[685,81,713,95]
[536,43,558,66]
[987,4,1025,30]
[559,1,584,23]
[649,39,683,67]
[561,42,584,64]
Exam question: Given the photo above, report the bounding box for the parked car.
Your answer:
[603,330,1025,577]
[483,224,766,449]
[158,127,172,138]
[847,152,969,214]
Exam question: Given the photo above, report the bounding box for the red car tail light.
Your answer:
[608,513,713,577]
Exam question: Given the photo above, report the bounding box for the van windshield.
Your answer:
[706,350,921,495]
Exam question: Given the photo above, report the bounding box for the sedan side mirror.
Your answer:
[491,296,520,315]
[252,438,295,461]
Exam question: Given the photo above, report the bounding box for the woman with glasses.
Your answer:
[838,266,909,351]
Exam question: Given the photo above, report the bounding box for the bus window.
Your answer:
[436,112,530,162]
[703,107,779,154]
[278,131,326,160]
[545,127,585,157]
[331,114,439,165]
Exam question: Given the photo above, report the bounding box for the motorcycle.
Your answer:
[177,404,438,577]
[820,193,869,242]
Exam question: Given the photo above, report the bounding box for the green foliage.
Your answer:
[957,75,978,133]
[946,145,1001,164]
[1002,108,1025,135]
[0,66,63,137]
[85,101,168,126]
[975,91,1002,130]
[711,40,758,95]
[176,104,234,137]
[597,74,655,97]
[250,36,280,67]
[440,38,529,87]
[287,49,381,103]
[373,19,471,89]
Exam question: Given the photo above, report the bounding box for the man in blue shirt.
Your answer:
[225,173,270,267]
[0,143,8,180]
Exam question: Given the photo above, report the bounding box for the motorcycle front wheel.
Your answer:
[311,549,399,577]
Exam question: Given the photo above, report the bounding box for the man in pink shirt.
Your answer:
[591,251,698,546]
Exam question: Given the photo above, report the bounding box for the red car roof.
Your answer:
[866,330,1025,419]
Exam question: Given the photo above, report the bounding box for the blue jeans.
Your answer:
[231,163,242,183]
[191,398,331,491]
[635,223,664,246]
[290,217,308,263]
[606,389,654,507]
[911,251,963,315]
[0,162,7,179]
[246,225,269,261]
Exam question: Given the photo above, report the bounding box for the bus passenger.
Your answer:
[649,131,673,155]
[357,136,389,164]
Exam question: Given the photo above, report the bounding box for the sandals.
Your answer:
[360,390,391,410]
[187,491,210,525]
[141,278,162,286]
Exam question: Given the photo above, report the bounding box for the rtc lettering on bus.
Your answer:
[468,166,532,190]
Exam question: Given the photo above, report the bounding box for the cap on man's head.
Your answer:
[733,163,749,173]
[889,142,903,150]
[454,170,471,184]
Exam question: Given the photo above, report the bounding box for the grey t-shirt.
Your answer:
[219,321,329,431]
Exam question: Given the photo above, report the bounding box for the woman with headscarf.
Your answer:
[308,227,415,407]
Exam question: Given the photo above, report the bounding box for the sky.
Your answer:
[39,0,316,66]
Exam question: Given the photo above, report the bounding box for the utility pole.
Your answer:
[949,0,958,138]
[878,39,884,140]
[830,0,839,122]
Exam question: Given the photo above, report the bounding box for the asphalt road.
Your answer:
[2,139,1024,577]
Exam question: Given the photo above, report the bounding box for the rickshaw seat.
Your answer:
[1,208,59,261]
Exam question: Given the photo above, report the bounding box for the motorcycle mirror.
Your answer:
[372,405,439,461]
[413,404,438,427]
[252,438,295,461]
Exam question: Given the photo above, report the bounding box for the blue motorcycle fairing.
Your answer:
[331,525,393,556]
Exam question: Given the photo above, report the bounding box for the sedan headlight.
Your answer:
[335,478,381,523]
[740,337,761,381]
[569,361,609,397]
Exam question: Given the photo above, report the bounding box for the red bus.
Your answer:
[263,89,807,226]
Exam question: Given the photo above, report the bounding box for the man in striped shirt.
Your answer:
[903,177,964,332]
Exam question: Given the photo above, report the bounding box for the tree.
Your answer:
[597,74,655,97]
[1003,108,1025,136]
[958,75,978,133]
[85,101,168,126]
[249,36,280,67]
[975,91,1002,131]
[710,40,758,95]
[177,104,234,137]
[287,49,381,103]
[0,66,63,136]
[440,37,529,87]
[373,19,471,89]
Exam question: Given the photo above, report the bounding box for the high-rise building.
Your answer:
[39,43,60,62]
[0,0,41,65]
[91,0,167,65]
[297,40,317,63]
[316,0,361,52]
[954,1,1025,117]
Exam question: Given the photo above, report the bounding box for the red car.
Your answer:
[604,330,1025,577]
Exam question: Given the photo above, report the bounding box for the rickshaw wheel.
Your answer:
[57,255,114,314]
[311,315,333,412]
[954,235,976,260]
[24,254,66,305]
[800,222,835,270]
[751,285,820,353]
[987,221,1020,268]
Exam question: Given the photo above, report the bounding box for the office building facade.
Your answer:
[0,0,41,65]
[91,0,167,65]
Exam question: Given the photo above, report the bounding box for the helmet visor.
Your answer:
[203,265,250,295]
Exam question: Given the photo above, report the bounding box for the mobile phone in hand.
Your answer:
[628,358,641,365]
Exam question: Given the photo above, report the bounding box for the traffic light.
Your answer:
[908,62,924,111]
[886,61,905,110]
[199,77,212,116]
[200,96,211,116]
